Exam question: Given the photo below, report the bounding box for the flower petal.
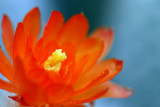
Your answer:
[1,15,14,60]
[47,84,73,104]
[70,55,89,85]
[37,40,59,64]
[71,37,104,86]
[63,83,108,105]
[42,11,64,46]
[23,7,41,43]
[58,13,89,46]
[24,36,52,86]
[103,82,134,98]
[59,42,76,83]
[9,96,28,106]
[96,59,123,84]
[13,23,26,59]
[74,58,122,91]
[74,70,109,95]
[0,47,13,82]
[76,37,104,76]
[0,79,17,93]
[90,27,114,61]
[13,57,48,105]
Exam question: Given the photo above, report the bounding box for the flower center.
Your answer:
[44,49,67,72]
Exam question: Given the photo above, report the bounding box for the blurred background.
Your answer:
[0,0,160,107]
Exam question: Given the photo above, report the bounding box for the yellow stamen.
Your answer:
[44,49,67,72]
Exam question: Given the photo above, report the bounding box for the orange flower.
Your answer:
[0,7,133,107]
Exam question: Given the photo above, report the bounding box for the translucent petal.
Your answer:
[1,15,14,60]
[103,82,134,98]
[90,27,114,61]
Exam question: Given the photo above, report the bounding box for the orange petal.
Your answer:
[47,84,73,104]
[34,37,59,64]
[23,7,41,44]
[24,37,52,87]
[37,40,59,64]
[13,57,31,94]
[63,83,108,105]
[25,37,65,88]
[13,23,26,59]
[9,96,29,106]
[25,38,61,88]
[25,67,52,89]
[33,37,44,60]
[25,41,52,87]
[103,82,134,98]
[25,35,33,56]
[13,57,48,105]
[42,11,64,46]
[0,47,13,82]
[73,37,104,89]
[74,58,122,91]
[57,13,89,46]
[76,37,104,76]
[43,43,76,103]
[74,70,109,95]
[70,55,89,85]
[90,27,114,61]
[98,59,123,84]
[1,15,14,60]
[0,79,17,93]
[59,42,75,83]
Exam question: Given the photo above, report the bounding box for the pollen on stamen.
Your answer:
[44,49,67,72]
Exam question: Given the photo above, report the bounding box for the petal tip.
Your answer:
[2,14,7,20]
[26,7,40,17]
[117,60,123,65]
[123,87,134,97]
[32,7,40,12]
[107,27,114,36]
[73,13,88,23]
[80,12,84,16]
[101,27,114,38]
[2,14,9,26]
[23,7,40,22]
[116,59,123,70]
[50,10,63,19]
[17,22,23,26]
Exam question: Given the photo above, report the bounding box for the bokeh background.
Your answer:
[0,0,160,107]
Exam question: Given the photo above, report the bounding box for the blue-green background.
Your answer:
[0,0,160,107]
